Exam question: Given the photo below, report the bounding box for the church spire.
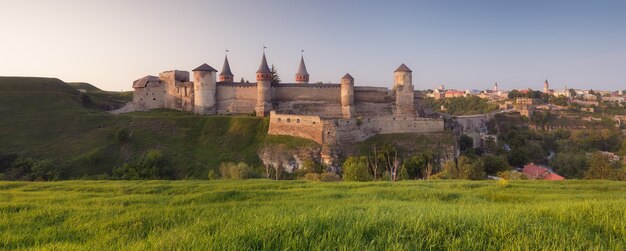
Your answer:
[295,52,309,84]
[219,53,234,82]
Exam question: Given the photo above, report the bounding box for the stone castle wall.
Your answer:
[323,116,445,145]
[268,112,444,145]
[267,111,325,144]
[215,83,257,114]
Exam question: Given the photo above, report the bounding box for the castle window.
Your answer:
[312,122,316,125]
[153,98,156,101]
[296,119,301,123]
[152,93,154,96]
[146,93,148,96]
[287,118,291,123]
[277,118,282,122]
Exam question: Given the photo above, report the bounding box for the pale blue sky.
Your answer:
[1,0,625,91]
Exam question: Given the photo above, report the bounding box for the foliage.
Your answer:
[295,159,323,178]
[207,169,219,180]
[422,96,499,115]
[116,128,131,143]
[508,89,549,100]
[320,172,341,182]
[342,156,372,182]
[481,155,510,175]
[496,179,510,188]
[550,151,588,179]
[442,156,485,180]
[585,153,620,180]
[0,154,65,181]
[459,134,474,153]
[113,149,173,180]
[497,170,526,180]
[219,162,252,180]
[270,64,280,84]
[304,172,320,181]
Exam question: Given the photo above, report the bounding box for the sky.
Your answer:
[1,0,625,91]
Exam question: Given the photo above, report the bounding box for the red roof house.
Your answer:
[522,163,565,180]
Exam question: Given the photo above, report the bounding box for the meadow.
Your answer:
[1,180,625,250]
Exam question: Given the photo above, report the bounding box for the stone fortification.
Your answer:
[267,111,444,146]
[129,52,445,165]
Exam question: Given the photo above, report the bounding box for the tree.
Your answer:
[585,153,617,180]
[343,156,372,181]
[551,151,588,179]
[270,64,280,84]
[458,156,485,180]
[459,134,474,153]
[481,155,510,175]
[240,77,245,83]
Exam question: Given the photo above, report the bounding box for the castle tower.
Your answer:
[341,73,355,118]
[494,82,499,92]
[543,79,549,94]
[393,63,415,117]
[295,55,309,84]
[219,54,234,82]
[192,63,218,115]
[255,52,272,117]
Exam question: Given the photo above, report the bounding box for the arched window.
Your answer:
[277,118,282,122]
[296,119,301,123]
[287,118,291,123]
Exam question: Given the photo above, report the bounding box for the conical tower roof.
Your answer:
[193,63,217,72]
[219,55,233,77]
[341,73,354,80]
[394,63,412,73]
[296,55,309,76]
[257,52,271,74]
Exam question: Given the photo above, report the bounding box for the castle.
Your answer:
[131,52,444,164]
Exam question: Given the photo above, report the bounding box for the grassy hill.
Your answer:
[1,180,624,249]
[0,77,315,179]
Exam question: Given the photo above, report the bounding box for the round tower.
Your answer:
[295,55,310,84]
[256,52,272,117]
[192,63,218,115]
[219,54,234,82]
[393,63,415,117]
[543,79,549,94]
[341,73,355,118]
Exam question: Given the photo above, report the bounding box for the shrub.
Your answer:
[304,172,320,181]
[207,169,219,180]
[296,159,323,178]
[343,156,371,181]
[113,149,173,180]
[116,128,131,143]
[320,172,341,182]
[219,162,251,180]
[497,170,526,180]
[496,179,510,188]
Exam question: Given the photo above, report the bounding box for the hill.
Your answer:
[1,180,624,249]
[0,77,315,179]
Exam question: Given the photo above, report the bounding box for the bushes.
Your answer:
[304,172,321,181]
[320,172,341,182]
[116,128,131,143]
[113,149,173,180]
[0,154,65,181]
[343,156,371,181]
[219,162,253,180]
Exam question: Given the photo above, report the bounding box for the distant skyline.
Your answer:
[1,0,625,91]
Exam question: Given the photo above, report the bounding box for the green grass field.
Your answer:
[1,180,624,250]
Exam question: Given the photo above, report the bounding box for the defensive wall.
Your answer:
[268,111,444,145]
